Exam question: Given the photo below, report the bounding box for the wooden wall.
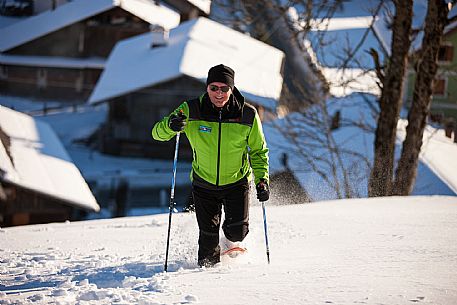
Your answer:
[0,64,101,101]
[0,183,85,227]
[0,7,150,102]
[7,7,150,58]
[99,76,204,160]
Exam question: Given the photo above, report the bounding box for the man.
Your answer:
[152,64,270,267]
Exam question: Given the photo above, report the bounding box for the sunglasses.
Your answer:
[209,85,231,93]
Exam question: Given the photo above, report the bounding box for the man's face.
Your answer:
[207,82,232,108]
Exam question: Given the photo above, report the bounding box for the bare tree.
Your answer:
[211,0,384,199]
[368,0,413,197]
[212,1,454,199]
[393,0,450,195]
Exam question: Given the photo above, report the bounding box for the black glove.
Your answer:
[256,179,270,202]
[168,111,187,132]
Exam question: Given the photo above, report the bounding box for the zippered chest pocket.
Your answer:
[221,124,250,171]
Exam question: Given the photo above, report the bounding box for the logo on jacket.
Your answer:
[199,125,212,133]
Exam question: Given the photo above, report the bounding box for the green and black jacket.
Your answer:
[152,87,269,189]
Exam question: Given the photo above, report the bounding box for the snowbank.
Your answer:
[1,196,457,304]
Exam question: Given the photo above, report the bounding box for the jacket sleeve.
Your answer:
[151,102,189,141]
[247,111,269,185]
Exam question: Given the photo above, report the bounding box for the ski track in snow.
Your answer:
[1,197,457,304]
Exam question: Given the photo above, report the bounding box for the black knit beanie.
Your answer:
[206,64,235,89]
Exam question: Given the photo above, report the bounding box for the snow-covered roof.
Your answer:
[291,5,384,96]
[303,21,382,96]
[320,68,380,97]
[186,0,211,15]
[372,0,455,56]
[371,1,426,56]
[307,28,383,69]
[0,54,105,69]
[0,16,26,29]
[88,17,284,109]
[444,20,457,35]
[307,16,375,31]
[0,106,100,212]
[0,0,180,52]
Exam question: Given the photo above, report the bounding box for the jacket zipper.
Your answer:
[240,152,245,174]
[193,149,198,169]
[216,109,222,186]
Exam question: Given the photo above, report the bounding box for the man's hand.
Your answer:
[168,111,187,132]
[256,179,270,202]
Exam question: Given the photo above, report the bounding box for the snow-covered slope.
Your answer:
[1,196,457,304]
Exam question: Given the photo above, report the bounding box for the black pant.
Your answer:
[192,181,250,265]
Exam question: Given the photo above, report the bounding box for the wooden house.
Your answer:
[33,0,70,15]
[0,105,100,226]
[0,0,180,103]
[88,17,285,159]
[0,0,34,16]
[0,0,70,16]
[404,19,457,124]
[371,3,457,123]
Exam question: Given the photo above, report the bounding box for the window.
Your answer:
[438,44,454,63]
[110,16,126,25]
[111,101,129,120]
[432,77,447,96]
[78,30,85,53]
[75,71,83,92]
[0,65,7,79]
[37,68,47,89]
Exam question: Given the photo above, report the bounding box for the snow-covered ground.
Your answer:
[1,196,457,304]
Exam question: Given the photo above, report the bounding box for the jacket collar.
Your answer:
[199,86,245,118]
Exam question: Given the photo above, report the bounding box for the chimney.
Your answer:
[150,25,169,48]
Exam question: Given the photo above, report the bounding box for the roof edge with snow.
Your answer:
[88,17,284,109]
[0,0,180,53]
[0,106,100,213]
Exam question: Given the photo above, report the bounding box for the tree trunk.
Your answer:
[368,0,413,197]
[393,0,449,195]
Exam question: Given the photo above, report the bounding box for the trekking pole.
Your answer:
[261,200,270,264]
[164,131,181,272]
